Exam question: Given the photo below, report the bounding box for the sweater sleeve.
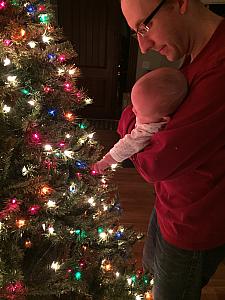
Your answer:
[110,121,166,162]
[118,66,225,183]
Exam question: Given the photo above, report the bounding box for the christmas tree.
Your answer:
[0,1,153,299]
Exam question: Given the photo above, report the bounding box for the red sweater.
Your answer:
[117,19,225,250]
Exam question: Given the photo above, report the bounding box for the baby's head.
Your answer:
[131,67,188,123]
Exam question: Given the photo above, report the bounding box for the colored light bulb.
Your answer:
[0,1,6,10]
[39,13,50,24]
[63,82,73,92]
[58,54,66,62]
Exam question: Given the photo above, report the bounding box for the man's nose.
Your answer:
[138,35,154,54]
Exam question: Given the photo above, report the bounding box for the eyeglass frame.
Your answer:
[132,0,167,38]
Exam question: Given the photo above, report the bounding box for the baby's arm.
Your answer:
[109,121,167,162]
[92,121,166,174]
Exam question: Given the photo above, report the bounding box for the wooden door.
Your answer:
[57,0,126,119]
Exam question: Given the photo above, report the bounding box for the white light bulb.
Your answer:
[48,227,54,234]
[28,41,37,48]
[44,144,52,151]
[7,75,17,82]
[65,133,71,139]
[51,261,61,271]
[47,200,56,208]
[111,163,118,171]
[3,105,11,113]
[42,35,52,44]
[88,197,96,206]
[88,133,94,139]
[29,100,36,106]
[64,150,74,158]
[85,98,93,105]
[58,68,65,75]
[3,57,11,66]
[99,232,107,240]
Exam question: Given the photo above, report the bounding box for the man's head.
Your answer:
[121,0,222,61]
[131,67,188,123]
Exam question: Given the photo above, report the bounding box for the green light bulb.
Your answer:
[39,14,50,24]
[74,271,82,280]
[21,88,30,95]
[78,123,87,129]
[98,227,104,234]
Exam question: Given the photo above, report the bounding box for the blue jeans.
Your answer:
[143,208,225,300]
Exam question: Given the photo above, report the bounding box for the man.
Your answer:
[119,0,225,299]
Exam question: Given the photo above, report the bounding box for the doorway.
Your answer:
[57,0,137,120]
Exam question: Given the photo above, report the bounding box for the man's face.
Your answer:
[121,0,188,62]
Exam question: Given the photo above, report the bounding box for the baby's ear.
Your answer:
[162,116,171,122]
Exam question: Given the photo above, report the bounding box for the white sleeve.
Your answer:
[109,121,166,162]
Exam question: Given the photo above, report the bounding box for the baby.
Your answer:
[92,67,188,173]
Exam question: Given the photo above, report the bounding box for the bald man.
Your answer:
[119,1,225,299]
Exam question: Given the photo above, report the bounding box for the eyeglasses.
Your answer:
[132,0,166,38]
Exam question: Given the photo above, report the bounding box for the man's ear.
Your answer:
[177,0,189,14]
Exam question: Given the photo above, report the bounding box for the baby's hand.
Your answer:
[91,153,118,174]
[91,160,110,174]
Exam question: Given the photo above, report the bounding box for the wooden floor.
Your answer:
[95,129,225,300]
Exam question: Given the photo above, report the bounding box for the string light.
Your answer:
[64,112,76,121]
[21,88,30,95]
[65,133,71,139]
[28,205,41,215]
[3,105,11,113]
[64,150,74,158]
[88,133,94,139]
[38,5,46,12]
[6,75,18,86]
[58,54,66,62]
[111,163,118,171]
[44,144,53,151]
[74,271,82,280]
[85,98,93,105]
[135,294,144,300]
[3,39,12,46]
[46,200,56,208]
[58,68,65,75]
[145,291,153,300]
[16,219,26,228]
[3,57,11,66]
[42,35,52,44]
[48,226,55,235]
[51,261,61,271]
[43,86,54,93]
[63,82,73,92]
[101,259,112,272]
[25,240,32,248]
[40,185,52,196]
[0,1,7,11]
[68,68,77,75]
[26,3,36,14]
[39,14,50,24]
[28,99,36,106]
[31,132,41,143]
[88,197,95,206]
[69,183,77,193]
[28,41,37,48]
